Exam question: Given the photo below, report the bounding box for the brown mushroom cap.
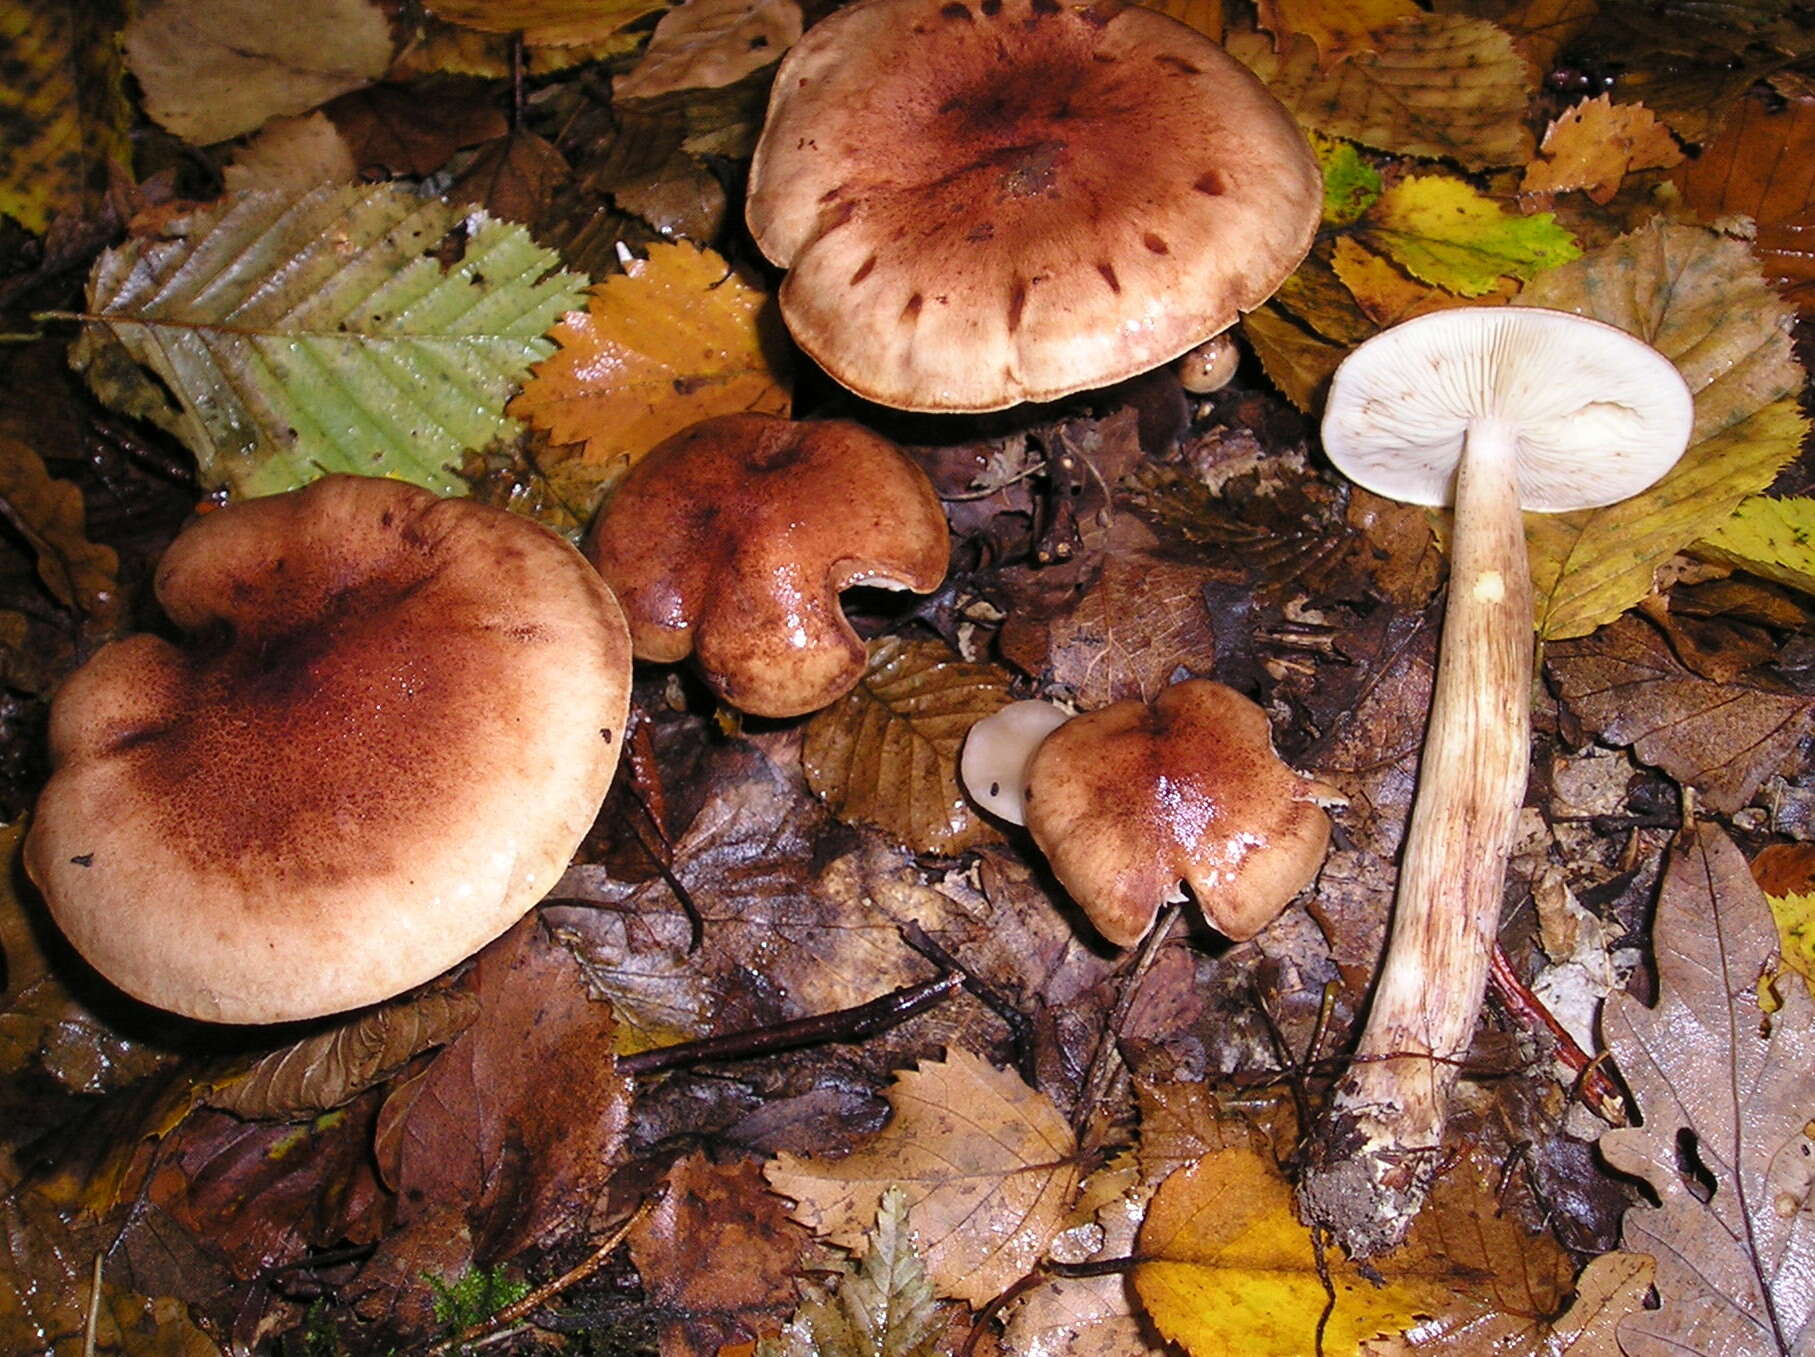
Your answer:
[1024,679,1334,948]
[745,0,1321,413]
[24,476,633,1025]
[586,412,950,717]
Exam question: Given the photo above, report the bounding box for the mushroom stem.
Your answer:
[1300,418,1533,1255]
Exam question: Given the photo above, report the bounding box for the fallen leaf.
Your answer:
[221,112,358,194]
[122,0,392,145]
[1517,219,1807,639]
[1356,174,1579,296]
[1241,301,1350,412]
[766,1047,1080,1307]
[1255,0,1421,66]
[1767,890,1815,990]
[509,241,791,498]
[1329,237,1485,327]
[1229,14,1535,171]
[1599,824,1815,1355]
[1696,495,1815,597]
[630,1152,812,1356]
[449,130,570,225]
[1313,133,1383,227]
[1520,95,1682,205]
[0,0,132,235]
[324,81,510,178]
[72,184,587,497]
[1547,613,1812,815]
[1131,1149,1449,1354]
[1673,88,1815,313]
[802,636,1010,857]
[613,0,803,102]
[0,434,119,630]
[1139,0,1225,43]
[423,0,668,46]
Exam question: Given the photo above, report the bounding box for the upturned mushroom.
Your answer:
[25,476,633,1025]
[1298,307,1694,1255]
[962,682,1339,948]
[744,0,1321,412]
[586,412,950,718]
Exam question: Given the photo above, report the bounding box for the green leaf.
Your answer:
[1695,495,1815,597]
[1358,174,1579,296]
[1312,133,1381,228]
[70,185,588,498]
[1517,220,1807,639]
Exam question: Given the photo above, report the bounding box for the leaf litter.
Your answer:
[0,0,1814,1354]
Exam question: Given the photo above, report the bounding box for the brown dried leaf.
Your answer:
[765,1047,1080,1307]
[1599,824,1815,1355]
[1240,301,1348,412]
[1520,94,1682,205]
[1002,1167,1160,1357]
[0,434,119,630]
[374,917,630,1257]
[1674,89,1815,314]
[423,0,666,46]
[1229,14,1535,171]
[1255,0,1421,66]
[803,636,1010,856]
[1033,552,1218,708]
[613,0,802,101]
[630,1152,812,1355]
[201,989,480,1121]
[324,81,509,178]
[1546,614,1813,814]
[222,112,358,194]
[449,129,569,225]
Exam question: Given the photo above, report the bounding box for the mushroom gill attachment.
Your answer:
[745,0,1321,412]
[1022,680,1336,949]
[586,412,951,718]
[25,476,634,1025]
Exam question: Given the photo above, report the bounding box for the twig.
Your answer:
[896,919,1033,1072]
[424,1195,661,1356]
[1486,943,1628,1126]
[1073,903,1183,1136]
[83,1252,102,1357]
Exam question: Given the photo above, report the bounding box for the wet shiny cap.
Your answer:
[25,476,633,1024]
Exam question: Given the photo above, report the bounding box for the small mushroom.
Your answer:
[1177,333,1241,395]
[586,412,950,717]
[962,682,1338,948]
[959,698,1072,825]
[1299,307,1694,1255]
[25,476,634,1025]
[745,0,1320,412]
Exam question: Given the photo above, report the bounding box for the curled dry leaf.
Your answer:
[764,1046,1080,1307]
[1547,614,1813,815]
[1255,0,1420,67]
[122,0,392,145]
[1599,824,1815,1355]
[803,636,1011,856]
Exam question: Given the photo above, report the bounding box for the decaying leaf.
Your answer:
[509,240,791,501]
[614,0,803,102]
[1517,220,1806,639]
[1131,1148,1449,1354]
[763,1185,946,1357]
[1002,1166,1160,1357]
[1599,824,1815,1355]
[765,1047,1080,1307]
[0,0,131,235]
[423,0,668,47]
[1674,88,1815,313]
[324,82,510,179]
[1548,614,1812,815]
[1314,133,1383,227]
[122,0,393,145]
[0,434,119,629]
[449,130,570,225]
[221,112,358,195]
[803,636,1010,857]
[1520,94,1682,206]
[1356,174,1579,297]
[1229,14,1535,171]
[1697,495,1815,597]
[71,185,586,497]
[1256,0,1421,67]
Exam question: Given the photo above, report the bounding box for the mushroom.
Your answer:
[585,412,950,718]
[1177,333,1241,395]
[24,476,633,1025]
[959,698,1072,825]
[961,681,1339,948]
[1299,306,1694,1255]
[744,0,1321,413]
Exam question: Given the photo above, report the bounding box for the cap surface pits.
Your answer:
[746,0,1321,412]
[1321,306,1695,512]
[1024,679,1333,948]
[586,412,950,717]
[25,476,633,1024]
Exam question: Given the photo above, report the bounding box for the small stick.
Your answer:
[82,1252,103,1357]
[1073,904,1183,1135]
[1487,943,1628,1126]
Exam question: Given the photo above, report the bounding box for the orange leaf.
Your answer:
[1521,94,1682,205]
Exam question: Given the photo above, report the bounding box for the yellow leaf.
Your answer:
[1240,301,1348,412]
[0,0,131,234]
[1137,0,1224,43]
[765,1047,1080,1307]
[510,241,792,497]
[1358,175,1580,297]
[423,0,668,45]
[1768,891,1815,987]
[1520,94,1683,206]
[1696,495,1815,597]
[1133,1150,1449,1355]
[1255,0,1419,66]
[1330,237,1510,326]
[1228,15,1534,171]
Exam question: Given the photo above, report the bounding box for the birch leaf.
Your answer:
[1520,94,1683,206]
[1599,824,1815,1356]
[765,1047,1080,1307]
[1358,174,1579,296]
[1697,495,1815,597]
[70,185,587,498]
[423,0,668,47]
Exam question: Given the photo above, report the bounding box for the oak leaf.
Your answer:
[1517,219,1807,639]
[1697,495,1815,597]
[765,1047,1080,1307]
[1520,94,1682,206]
[1547,614,1812,815]
[1599,824,1815,1355]
[122,0,392,145]
[803,636,1011,856]
[508,240,791,499]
